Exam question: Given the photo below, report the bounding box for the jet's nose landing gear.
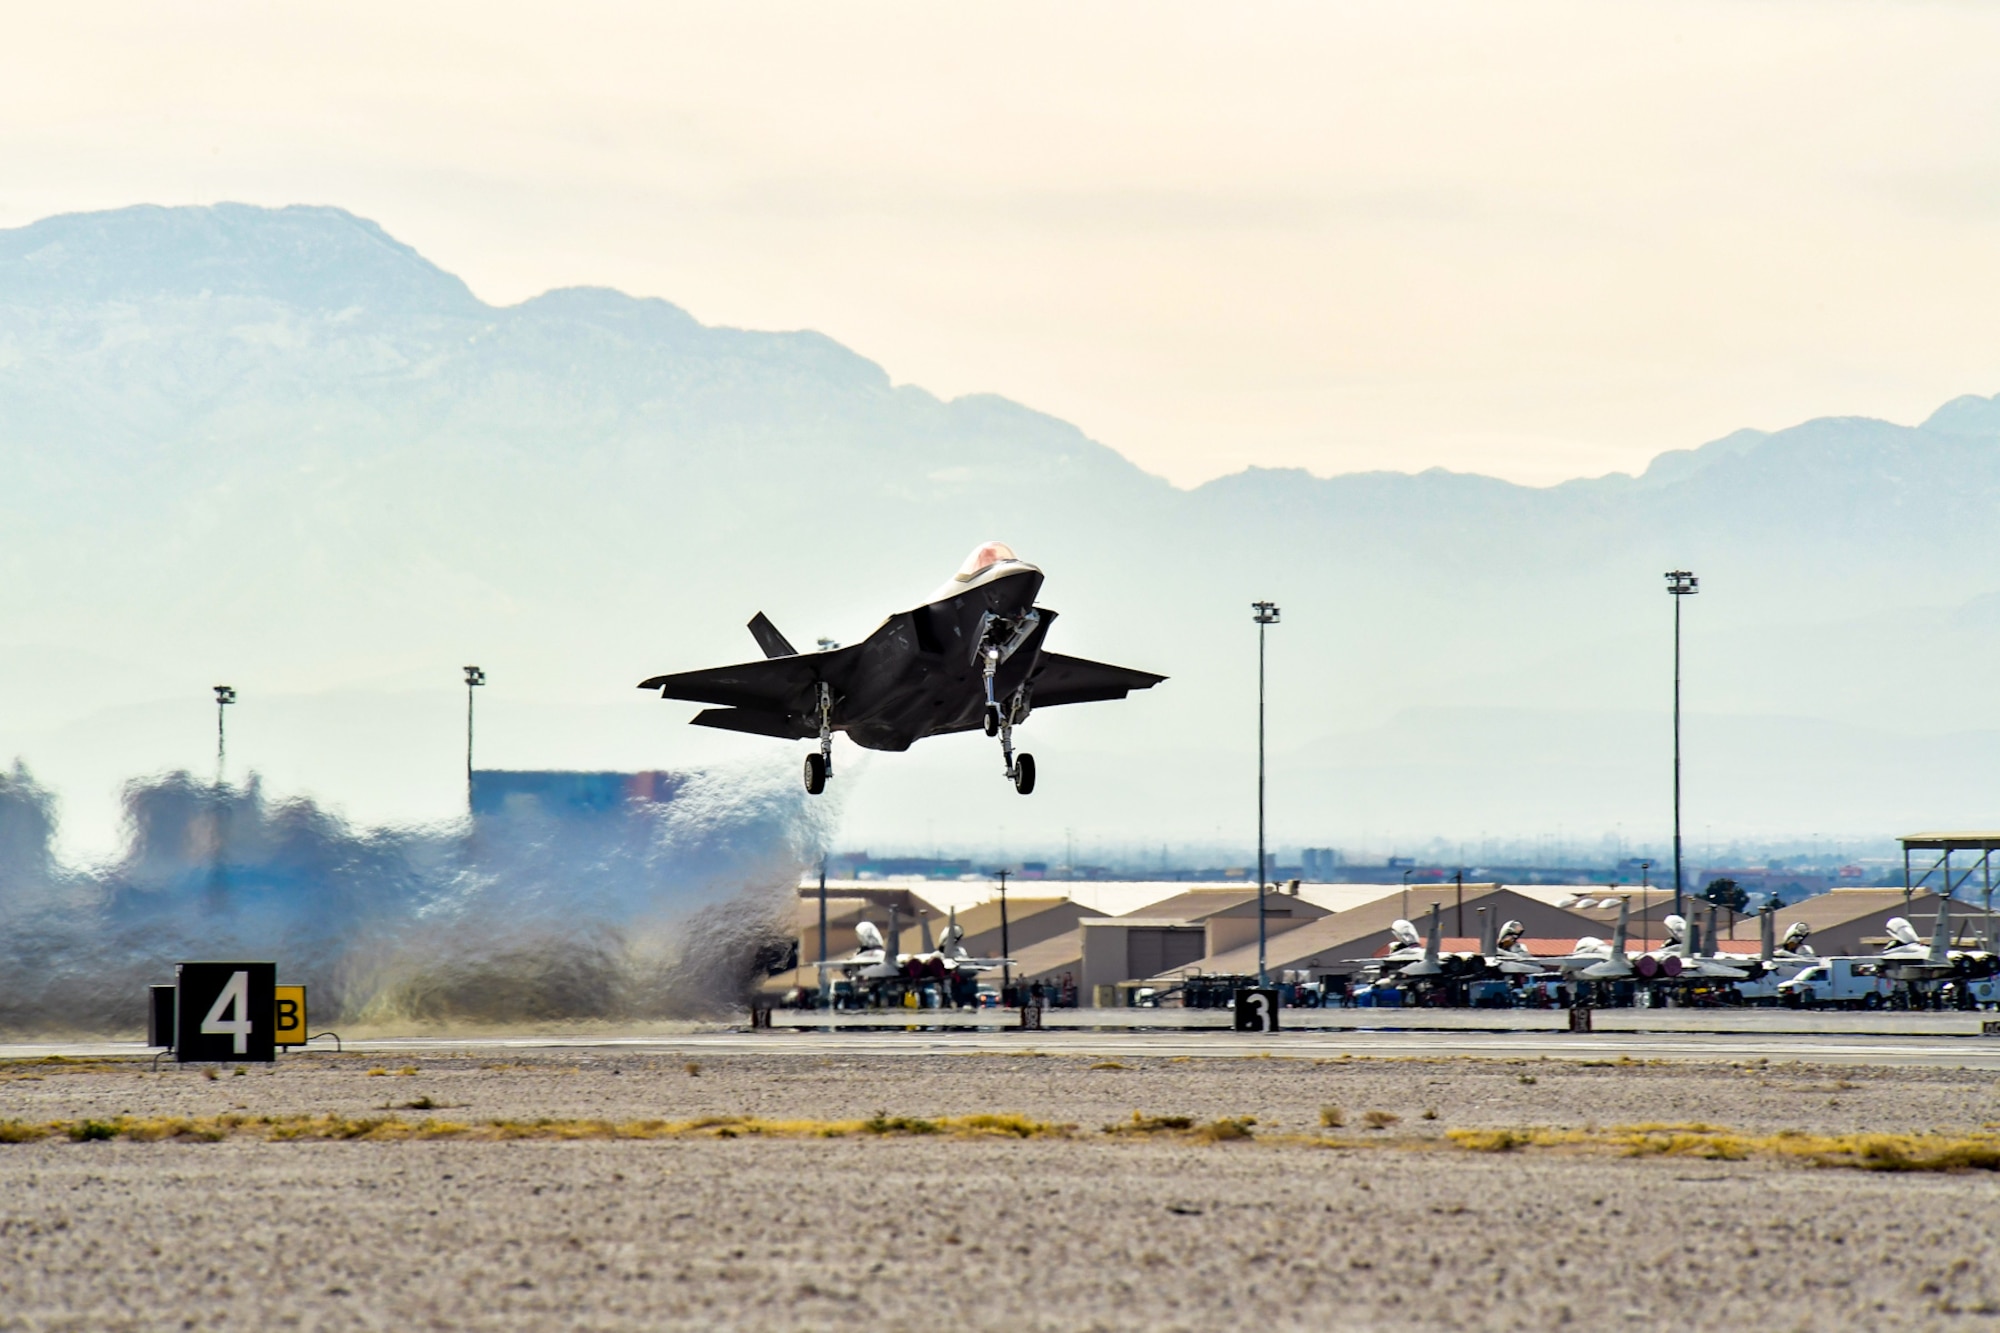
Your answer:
[804,681,834,795]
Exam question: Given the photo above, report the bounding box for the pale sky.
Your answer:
[5,1,2000,486]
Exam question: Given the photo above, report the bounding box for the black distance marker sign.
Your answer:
[1234,987,1280,1033]
[176,962,277,1062]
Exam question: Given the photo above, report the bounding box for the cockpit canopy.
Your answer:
[954,541,1018,582]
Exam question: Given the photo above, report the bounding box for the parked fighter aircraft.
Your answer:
[640,542,1165,794]
[811,907,1013,1005]
[1545,898,1634,979]
[1374,905,1542,981]
[1634,911,1747,982]
[1877,902,1994,982]
[1389,907,1447,979]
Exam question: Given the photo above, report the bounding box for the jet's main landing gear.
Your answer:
[804,681,834,795]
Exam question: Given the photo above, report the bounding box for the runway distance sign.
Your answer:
[1233,987,1280,1033]
[274,986,307,1047]
[175,962,277,1062]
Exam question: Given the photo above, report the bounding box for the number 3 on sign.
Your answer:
[1234,986,1280,1033]
[201,970,254,1054]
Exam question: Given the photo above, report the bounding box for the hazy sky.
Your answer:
[6,1,2000,486]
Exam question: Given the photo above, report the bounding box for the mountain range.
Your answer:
[5,202,2000,860]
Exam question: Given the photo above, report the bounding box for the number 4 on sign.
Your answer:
[201,970,254,1054]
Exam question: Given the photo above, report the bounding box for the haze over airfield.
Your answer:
[7,1,2000,486]
[5,4,2000,862]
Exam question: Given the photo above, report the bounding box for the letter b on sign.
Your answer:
[1234,987,1280,1033]
[274,986,307,1046]
[176,962,277,1062]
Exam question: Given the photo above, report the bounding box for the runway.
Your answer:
[9,1038,1999,1328]
[12,1020,2000,1068]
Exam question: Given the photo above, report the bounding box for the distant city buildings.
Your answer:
[1300,847,1343,880]
[825,842,1896,910]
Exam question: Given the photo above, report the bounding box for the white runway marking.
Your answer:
[12,1027,2000,1067]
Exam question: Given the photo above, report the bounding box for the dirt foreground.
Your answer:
[4,1048,2000,1330]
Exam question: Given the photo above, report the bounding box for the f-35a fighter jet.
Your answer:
[639,542,1165,795]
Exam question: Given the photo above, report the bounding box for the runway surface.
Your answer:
[9,1035,2000,1326]
[12,1022,2000,1068]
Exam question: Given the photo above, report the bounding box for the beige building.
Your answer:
[1079,888,1331,1004]
[1758,888,1983,956]
[1135,884,1606,990]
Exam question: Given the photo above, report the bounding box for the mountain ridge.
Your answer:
[6,201,2000,851]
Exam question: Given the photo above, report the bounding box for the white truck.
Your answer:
[1777,958,1891,1009]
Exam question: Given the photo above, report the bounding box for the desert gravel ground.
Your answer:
[4,1048,2000,1330]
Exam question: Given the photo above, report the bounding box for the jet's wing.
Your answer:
[690,707,815,740]
[1027,652,1166,707]
[639,644,865,737]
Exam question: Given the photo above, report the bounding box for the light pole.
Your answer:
[1665,570,1698,920]
[1252,600,1280,986]
[1639,859,1651,952]
[463,665,486,810]
[992,868,1012,1000]
[817,856,829,1010]
[213,686,236,786]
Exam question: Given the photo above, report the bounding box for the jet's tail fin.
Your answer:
[1610,899,1629,958]
[1931,900,1954,966]
[1479,908,1497,958]
[747,612,798,659]
[1760,905,1776,965]
[1424,904,1441,968]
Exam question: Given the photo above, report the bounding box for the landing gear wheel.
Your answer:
[1012,753,1035,795]
[983,704,1001,737]
[803,751,827,795]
